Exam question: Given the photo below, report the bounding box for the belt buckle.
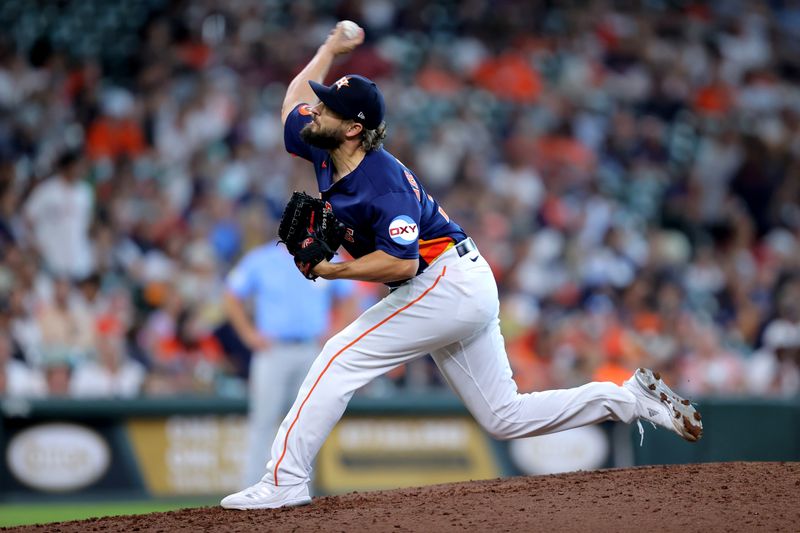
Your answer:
[456,238,475,257]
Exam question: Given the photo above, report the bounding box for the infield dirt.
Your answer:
[4,461,799,532]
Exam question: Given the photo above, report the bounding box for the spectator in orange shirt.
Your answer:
[693,68,734,116]
[86,88,146,161]
[472,51,542,104]
[151,307,226,393]
[593,326,638,386]
[416,54,463,96]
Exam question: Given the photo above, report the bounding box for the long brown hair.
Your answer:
[360,122,387,152]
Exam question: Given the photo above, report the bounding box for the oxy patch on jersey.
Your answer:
[388,215,419,244]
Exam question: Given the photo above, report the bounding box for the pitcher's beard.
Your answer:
[300,123,346,150]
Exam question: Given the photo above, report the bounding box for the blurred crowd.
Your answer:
[1,0,799,400]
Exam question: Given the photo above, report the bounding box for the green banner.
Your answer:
[2,395,798,502]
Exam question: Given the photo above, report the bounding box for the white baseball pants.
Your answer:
[262,244,639,487]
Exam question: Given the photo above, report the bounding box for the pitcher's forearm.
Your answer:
[315,251,418,283]
[280,22,364,123]
[280,46,336,122]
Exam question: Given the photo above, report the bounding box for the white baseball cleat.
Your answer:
[220,481,311,510]
[623,367,703,444]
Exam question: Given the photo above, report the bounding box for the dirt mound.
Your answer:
[6,462,799,532]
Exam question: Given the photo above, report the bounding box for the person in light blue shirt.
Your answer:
[225,239,357,486]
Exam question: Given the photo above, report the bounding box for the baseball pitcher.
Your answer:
[222,21,703,510]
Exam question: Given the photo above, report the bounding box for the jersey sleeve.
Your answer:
[284,104,321,162]
[371,192,422,259]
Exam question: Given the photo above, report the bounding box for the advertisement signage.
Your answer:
[317,417,500,493]
[126,416,247,495]
[6,423,111,492]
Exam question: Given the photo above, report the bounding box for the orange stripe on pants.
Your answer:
[273,266,447,485]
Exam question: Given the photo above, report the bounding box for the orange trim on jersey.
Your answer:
[418,237,455,265]
[273,266,448,486]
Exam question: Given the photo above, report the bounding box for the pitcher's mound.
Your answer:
[9,462,800,532]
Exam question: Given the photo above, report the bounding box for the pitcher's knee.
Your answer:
[486,425,515,440]
[476,404,521,440]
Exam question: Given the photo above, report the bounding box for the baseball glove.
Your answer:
[278,191,345,280]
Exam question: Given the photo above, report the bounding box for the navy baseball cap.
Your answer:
[309,74,385,130]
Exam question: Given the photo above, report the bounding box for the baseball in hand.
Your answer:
[340,20,361,39]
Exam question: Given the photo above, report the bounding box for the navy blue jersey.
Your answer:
[285,104,466,280]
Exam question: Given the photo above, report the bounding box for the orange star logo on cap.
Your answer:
[334,76,350,90]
